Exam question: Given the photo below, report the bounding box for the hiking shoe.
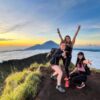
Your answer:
[76,82,86,89]
[56,85,66,93]
[50,75,57,80]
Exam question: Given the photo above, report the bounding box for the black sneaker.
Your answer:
[50,75,57,80]
[56,85,66,93]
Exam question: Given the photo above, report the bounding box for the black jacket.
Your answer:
[50,48,63,65]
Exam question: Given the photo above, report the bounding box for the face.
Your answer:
[78,54,83,60]
[60,43,66,50]
[65,36,71,42]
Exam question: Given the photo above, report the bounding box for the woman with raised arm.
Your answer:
[57,26,81,85]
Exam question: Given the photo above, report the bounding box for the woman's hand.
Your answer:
[83,60,92,65]
[69,72,73,75]
[70,68,78,75]
[62,51,66,58]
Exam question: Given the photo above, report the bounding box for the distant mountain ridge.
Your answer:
[74,48,100,52]
[25,40,100,52]
[25,40,59,50]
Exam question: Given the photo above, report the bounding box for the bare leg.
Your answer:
[51,65,63,86]
[52,71,58,76]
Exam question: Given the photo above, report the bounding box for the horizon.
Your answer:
[0,40,100,51]
[0,0,100,51]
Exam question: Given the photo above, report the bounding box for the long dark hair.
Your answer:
[75,52,86,68]
[64,35,72,46]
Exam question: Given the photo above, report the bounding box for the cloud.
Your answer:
[83,25,100,30]
[0,0,90,35]
[0,21,31,34]
[0,38,16,41]
[34,0,87,20]
[81,22,100,30]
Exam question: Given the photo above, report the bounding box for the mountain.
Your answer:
[25,40,100,52]
[25,40,59,50]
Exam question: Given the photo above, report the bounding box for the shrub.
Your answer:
[0,66,41,100]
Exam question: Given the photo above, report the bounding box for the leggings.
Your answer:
[70,72,87,86]
[62,56,71,78]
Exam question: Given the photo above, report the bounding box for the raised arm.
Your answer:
[57,28,64,42]
[72,25,81,45]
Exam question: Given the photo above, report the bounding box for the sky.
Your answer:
[0,0,100,50]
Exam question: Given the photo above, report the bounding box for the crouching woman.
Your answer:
[70,52,91,89]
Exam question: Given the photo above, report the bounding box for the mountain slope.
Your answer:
[36,71,100,100]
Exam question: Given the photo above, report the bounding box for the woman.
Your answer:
[57,26,81,80]
[70,52,91,89]
[50,42,66,93]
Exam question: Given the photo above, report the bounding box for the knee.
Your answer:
[58,70,63,76]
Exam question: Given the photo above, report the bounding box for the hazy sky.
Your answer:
[0,0,100,50]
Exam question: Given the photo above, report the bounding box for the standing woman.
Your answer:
[50,42,66,93]
[57,25,81,80]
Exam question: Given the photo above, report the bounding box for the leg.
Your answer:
[51,65,65,93]
[72,74,87,89]
[70,73,79,86]
[57,68,63,86]
[51,65,63,86]
[50,71,58,80]
[70,72,79,78]
[52,71,58,76]
[63,56,71,78]
[71,75,82,86]
[75,75,86,89]
[80,74,87,83]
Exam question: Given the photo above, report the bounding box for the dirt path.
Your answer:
[36,72,100,100]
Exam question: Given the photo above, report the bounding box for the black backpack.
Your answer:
[85,65,91,75]
[46,48,58,59]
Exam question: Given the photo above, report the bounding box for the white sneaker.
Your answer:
[76,82,86,89]
[56,85,66,93]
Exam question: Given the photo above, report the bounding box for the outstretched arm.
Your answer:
[57,28,64,42]
[83,60,92,65]
[72,25,81,45]
[70,67,78,75]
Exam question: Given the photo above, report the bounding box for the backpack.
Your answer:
[85,65,91,75]
[46,48,58,59]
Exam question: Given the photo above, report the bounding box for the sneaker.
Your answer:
[50,75,57,80]
[56,85,66,93]
[76,82,86,89]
